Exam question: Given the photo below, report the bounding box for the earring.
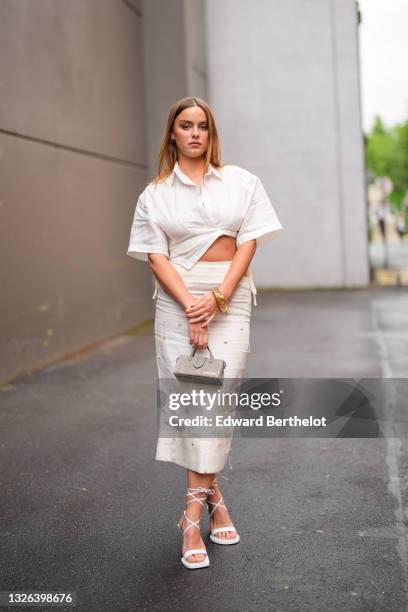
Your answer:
[171,138,176,143]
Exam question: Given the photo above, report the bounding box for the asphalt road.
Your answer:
[1,286,408,611]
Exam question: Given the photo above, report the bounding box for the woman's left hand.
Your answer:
[185,291,219,328]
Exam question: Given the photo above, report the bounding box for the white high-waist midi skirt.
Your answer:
[153,260,254,474]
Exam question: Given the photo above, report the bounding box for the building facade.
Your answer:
[0,0,366,383]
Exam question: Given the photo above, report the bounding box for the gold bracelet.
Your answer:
[212,288,228,315]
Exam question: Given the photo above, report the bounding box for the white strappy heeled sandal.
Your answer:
[177,486,215,569]
[206,478,240,545]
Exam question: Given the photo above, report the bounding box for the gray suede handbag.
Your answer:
[173,345,227,385]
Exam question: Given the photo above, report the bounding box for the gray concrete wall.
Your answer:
[205,0,368,289]
[0,0,147,383]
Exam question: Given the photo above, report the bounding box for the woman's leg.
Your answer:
[206,475,237,540]
[179,469,215,563]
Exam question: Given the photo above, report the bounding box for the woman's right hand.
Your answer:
[188,319,208,350]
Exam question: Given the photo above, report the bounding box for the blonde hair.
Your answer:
[151,96,223,185]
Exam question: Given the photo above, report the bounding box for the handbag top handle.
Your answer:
[188,345,214,368]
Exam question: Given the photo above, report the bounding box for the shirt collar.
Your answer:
[165,161,223,186]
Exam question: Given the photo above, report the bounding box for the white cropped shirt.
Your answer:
[127,161,283,305]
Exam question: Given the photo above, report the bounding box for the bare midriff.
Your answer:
[198,234,249,276]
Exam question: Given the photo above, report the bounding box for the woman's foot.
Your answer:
[179,512,207,564]
[178,487,213,565]
[207,479,238,541]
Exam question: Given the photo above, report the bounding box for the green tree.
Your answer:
[391,121,408,194]
[365,114,408,210]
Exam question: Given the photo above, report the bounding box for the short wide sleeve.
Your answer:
[236,175,283,248]
[127,192,169,262]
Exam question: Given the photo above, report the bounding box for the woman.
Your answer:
[127,96,283,570]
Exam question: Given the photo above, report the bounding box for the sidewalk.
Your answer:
[1,286,408,611]
[370,239,408,286]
